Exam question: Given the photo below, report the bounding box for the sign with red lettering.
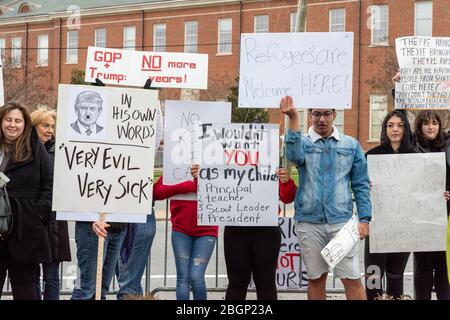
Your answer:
[53,84,159,216]
[85,46,208,89]
[195,123,279,226]
[238,32,354,109]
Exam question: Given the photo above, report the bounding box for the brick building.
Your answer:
[0,0,448,150]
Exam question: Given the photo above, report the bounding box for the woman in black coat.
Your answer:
[412,110,450,300]
[364,110,416,300]
[31,107,71,300]
[0,102,53,300]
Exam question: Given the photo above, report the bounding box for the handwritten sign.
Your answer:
[53,84,158,216]
[368,153,448,253]
[395,37,450,109]
[321,215,360,268]
[163,100,231,200]
[195,123,279,226]
[85,46,208,89]
[277,217,308,289]
[238,32,354,109]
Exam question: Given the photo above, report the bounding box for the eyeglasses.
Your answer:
[311,111,334,120]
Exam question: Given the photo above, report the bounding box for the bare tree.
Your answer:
[2,56,55,110]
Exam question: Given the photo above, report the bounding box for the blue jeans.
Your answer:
[171,231,216,300]
[36,262,60,300]
[71,221,126,300]
[116,214,156,300]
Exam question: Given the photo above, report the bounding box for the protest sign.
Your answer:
[368,153,448,253]
[53,85,158,218]
[321,214,360,268]
[277,217,308,289]
[238,32,354,109]
[395,36,450,109]
[195,123,279,226]
[163,100,231,200]
[85,46,208,89]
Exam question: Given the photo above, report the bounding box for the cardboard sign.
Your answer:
[85,46,208,89]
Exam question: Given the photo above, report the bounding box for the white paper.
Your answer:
[368,153,448,253]
[85,46,208,89]
[238,32,354,109]
[321,214,360,268]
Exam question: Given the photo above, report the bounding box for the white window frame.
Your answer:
[184,21,198,53]
[290,12,298,32]
[414,1,433,37]
[369,95,387,142]
[254,15,269,33]
[95,28,107,48]
[66,31,78,64]
[334,110,345,134]
[153,23,166,52]
[297,110,309,133]
[217,18,232,54]
[329,8,345,32]
[12,36,22,67]
[123,26,136,51]
[370,5,389,46]
[37,34,48,67]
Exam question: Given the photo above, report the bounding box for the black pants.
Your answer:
[364,237,410,300]
[414,251,450,300]
[0,246,39,300]
[224,226,281,300]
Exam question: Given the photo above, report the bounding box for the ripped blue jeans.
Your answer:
[171,231,216,300]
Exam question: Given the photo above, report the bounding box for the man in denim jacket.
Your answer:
[281,96,371,300]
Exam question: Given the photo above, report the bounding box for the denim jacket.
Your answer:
[285,127,371,224]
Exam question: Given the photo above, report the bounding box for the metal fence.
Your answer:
[1,201,417,300]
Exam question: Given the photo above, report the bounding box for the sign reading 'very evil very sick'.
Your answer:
[85,46,208,89]
[52,84,158,215]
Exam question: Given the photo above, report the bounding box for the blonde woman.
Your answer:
[30,107,71,300]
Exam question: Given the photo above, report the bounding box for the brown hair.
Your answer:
[414,110,446,149]
[0,101,33,162]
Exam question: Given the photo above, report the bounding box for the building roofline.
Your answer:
[0,0,244,26]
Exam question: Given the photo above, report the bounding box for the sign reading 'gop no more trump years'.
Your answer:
[84,46,208,89]
[194,123,279,226]
[238,32,354,109]
[52,84,158,215]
